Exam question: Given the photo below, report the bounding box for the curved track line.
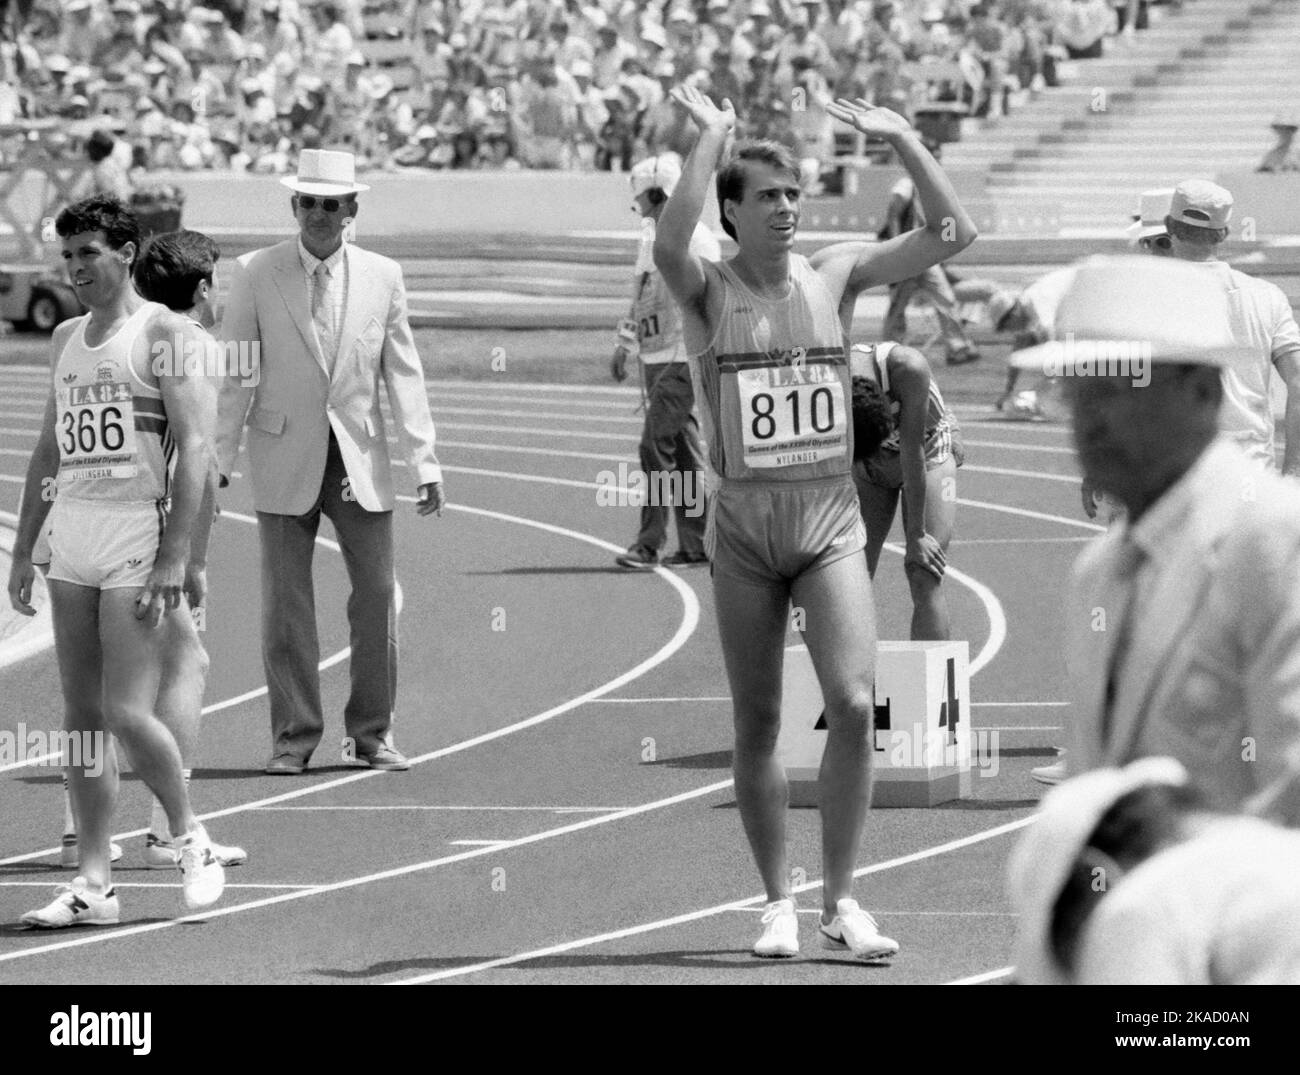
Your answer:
[957,497,1105,533]
[0,498,699,946]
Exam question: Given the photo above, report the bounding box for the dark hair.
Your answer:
[133,229,220,311]
[644,187,668,207]
[1049,782,1205,976]
[86,129,116,162]
[716,140,800,241]
[1166,217,1228,247]
[850,375,895,460]
[55,196,142,264]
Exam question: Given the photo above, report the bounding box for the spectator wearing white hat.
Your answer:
[611,153,720,570]
[1008,758,1300,984]
[1158,179,1300,476]
[1056,0,1111,60]
[1258,111,1300,174]
[216,148,444,774]
[1011,256,1300,813]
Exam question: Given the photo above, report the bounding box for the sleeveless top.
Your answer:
[851,341,950,453]
[53,301,173,502]
[692,254,851,484]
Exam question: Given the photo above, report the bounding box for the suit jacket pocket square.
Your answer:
[250,407,286,435]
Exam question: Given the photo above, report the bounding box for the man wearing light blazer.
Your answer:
[216,149,445,775]
[1012,256,1300,817]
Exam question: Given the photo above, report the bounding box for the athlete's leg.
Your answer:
[713,572,793,904]
[900,455,957,641]
[793,553,879,915]
[96,590,194,839]
[155,607,207,761]
[853,469,901,578]
[917,267,977,359]
[48,580,114,891]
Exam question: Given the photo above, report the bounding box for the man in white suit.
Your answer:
[1013,257,1300,812]
[216,150,445,774]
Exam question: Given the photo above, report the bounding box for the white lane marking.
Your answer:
[957,497,1105,534]
[432,406,640,425]
[971,702,1069,707]
[0,498,702,950]
[955,537,1090,545]
[593,697,731,703]
[962,439,1074,455]
[0,475,22,484]
[948,967,1016,985]
[253,805,634,813]
[391,816,1034,984]
[431,393,638,411]
[0,447,31,455]
[0,780,733,966]
[2,882,316,891]
[447,840,512,847]
[438,420,637,443]
[426,379,641,397]
[728,907,1014,917]
[0,514,350,774]
[979,726,1062,732]
[964,465,1078,484]
[442,440,625,464]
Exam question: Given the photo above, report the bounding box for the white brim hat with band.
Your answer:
[1009,255,1253,375]
[1006,757,1190,985]
[280,149,370,196]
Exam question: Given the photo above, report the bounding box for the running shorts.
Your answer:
[706,475,866,587]
[45,497,166,591]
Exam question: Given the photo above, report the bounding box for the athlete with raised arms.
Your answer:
[654,86,977,959]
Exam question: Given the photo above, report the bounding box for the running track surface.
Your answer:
[0,365,1096,985]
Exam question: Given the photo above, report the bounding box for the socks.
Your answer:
[62,776,76,835]
[149,769,192,840]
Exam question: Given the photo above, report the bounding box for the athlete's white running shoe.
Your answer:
[60,834,123,869]
[753,898,800,958]
[175,826,225,910]
[819,899,899,961]
[21,877,120,929]
[144,832,247,870]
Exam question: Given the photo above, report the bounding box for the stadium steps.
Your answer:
[940,0,1300,232]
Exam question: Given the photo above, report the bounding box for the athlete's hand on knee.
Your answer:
[7,556,37,616]
[137,554,185,627]
[905,533,946,581]
[669,85,735,135]
[826,99,912,143]
[417,481,445,518]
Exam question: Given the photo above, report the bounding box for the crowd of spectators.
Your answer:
[0,0,1164,181]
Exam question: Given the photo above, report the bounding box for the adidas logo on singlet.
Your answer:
[127,558,143,568]
[62,373,77,384]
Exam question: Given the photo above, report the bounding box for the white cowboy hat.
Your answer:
[279,148,370,196]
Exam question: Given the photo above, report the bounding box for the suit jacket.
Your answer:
[1066,439,1300,810]
[215,239,441,514]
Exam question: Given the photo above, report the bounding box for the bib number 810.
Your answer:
[61,406,125,455]
[750,387,835,440]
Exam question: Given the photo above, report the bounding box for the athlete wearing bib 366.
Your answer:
[655,85,977,961]
[7,197,225,929]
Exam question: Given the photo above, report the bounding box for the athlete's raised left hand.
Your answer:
[826,99,913,143]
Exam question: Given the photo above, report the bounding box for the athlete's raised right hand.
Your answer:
[669,85,735,135]
[7,555,36,617]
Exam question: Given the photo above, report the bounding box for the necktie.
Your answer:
[1099,537,1146,751]
[312,261,334,370]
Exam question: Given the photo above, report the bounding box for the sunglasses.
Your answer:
[1140,234,1172,252]
[296,195,350,212]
